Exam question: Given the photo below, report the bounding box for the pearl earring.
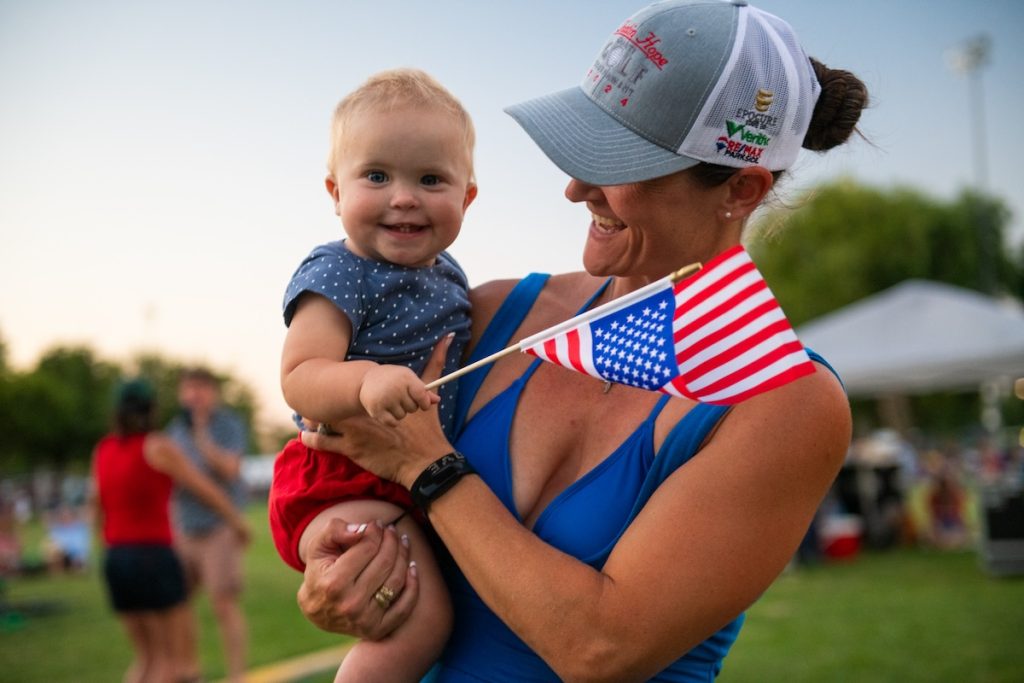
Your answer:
[724,211,733,219]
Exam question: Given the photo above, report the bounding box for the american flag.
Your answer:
[519,245,815,404]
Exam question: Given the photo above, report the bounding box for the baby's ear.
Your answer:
[463,183,478,211]
[325,175,341,215]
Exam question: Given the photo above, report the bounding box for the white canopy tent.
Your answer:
[797,279,1024,397]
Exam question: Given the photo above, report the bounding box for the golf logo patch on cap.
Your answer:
[585,20,670,110]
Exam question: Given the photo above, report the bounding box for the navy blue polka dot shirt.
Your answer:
[283,240,471,437]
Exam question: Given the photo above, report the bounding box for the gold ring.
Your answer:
[373,585,397,610]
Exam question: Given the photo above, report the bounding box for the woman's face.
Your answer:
[565,169,731,282]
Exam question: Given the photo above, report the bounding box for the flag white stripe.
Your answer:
[685,329,801,391]
[674,268,764,328]
[674,250,751,301]
[526,340,554,364]
[693,351,812,403]
[575,324,601,379]
[660,381,688,398]
[674,287,776,347]
[677,308,790,373]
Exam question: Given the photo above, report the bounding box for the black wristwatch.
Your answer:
[410,451,476,510]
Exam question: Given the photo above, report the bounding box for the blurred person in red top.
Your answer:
[89,379,250,683]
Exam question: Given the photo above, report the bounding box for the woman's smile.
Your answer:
[590,212,626,234]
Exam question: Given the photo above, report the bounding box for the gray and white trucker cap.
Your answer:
[505,0,822,185]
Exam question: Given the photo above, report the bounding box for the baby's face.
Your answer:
[328,105,476,268]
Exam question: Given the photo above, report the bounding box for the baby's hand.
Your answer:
[359,365,438,426]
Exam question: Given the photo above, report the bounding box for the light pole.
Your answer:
[947,34,991,190]
[947,34,995,295]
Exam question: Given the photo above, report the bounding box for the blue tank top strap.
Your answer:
[454,274,618,434]
[454,273,550,435]
[648,394,672,422]
[621,347,844,527]
[806,347,844,390]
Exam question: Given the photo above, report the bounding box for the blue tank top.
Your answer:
[432,273,796,682]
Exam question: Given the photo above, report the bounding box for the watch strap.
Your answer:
[410,451,476,510]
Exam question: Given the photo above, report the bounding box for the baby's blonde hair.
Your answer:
[327,68,476,180]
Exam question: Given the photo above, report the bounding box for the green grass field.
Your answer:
[1,503,1021,682]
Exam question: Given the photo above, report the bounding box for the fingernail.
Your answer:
[348,523,367,534]
[374,519,384,529]
[401,534,409,548]
[387,524,397,533]
[409,560,418,577]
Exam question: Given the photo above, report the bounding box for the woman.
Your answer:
[90,379,251,683]
[295,1,867,680]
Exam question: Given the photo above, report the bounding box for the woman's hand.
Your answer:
[298,517,419,638]
[300,336,455,489]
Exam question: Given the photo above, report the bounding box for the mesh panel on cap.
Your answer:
[760,10,819,139]
[677,5,817,171]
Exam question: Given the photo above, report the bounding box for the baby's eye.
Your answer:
[366,171,388,183]
[421,174,441,186]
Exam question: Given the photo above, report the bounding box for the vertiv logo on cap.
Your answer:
[725,120,771,145]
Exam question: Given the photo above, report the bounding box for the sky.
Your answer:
[2,0,1023,434]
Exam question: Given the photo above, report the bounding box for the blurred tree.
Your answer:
[749,180,1020,327]
[0,347,119,475]
[748,180,1023,438]
[0,345,261,476]
[36,346,122,462]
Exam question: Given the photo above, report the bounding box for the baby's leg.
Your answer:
[301,499,451,683]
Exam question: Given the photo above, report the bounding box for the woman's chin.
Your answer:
[581,253,620,278]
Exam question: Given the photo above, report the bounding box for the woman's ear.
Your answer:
[722,166,773,221]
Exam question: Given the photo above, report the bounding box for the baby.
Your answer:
[269,68,477,682]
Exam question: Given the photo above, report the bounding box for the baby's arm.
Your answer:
[281,293,435,425]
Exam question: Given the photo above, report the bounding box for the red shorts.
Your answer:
[268,436,414,572]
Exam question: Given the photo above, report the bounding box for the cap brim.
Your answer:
[504,86,701,186]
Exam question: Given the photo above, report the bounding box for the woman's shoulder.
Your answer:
[140,432,182,470]
[708,360,851,471]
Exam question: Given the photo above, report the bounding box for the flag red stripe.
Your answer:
[665,376,696,400]
[673,280,771,345]
[679,319,795,383]
[566,329,587,375]
[700,360,816,405]
[543,338,559,365]
[673,259,757,322]
[674,244,746,295]
[687,340,809,397]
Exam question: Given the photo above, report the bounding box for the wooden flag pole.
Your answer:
[424,262,702,391]
[424,344,520,390]
[667,262,702,284]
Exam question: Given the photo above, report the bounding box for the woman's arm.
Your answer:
[306,356,850,682]
[87,448,103,539]
[143,433,250,543]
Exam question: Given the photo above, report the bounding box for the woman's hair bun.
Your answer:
[803,58,869,151]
